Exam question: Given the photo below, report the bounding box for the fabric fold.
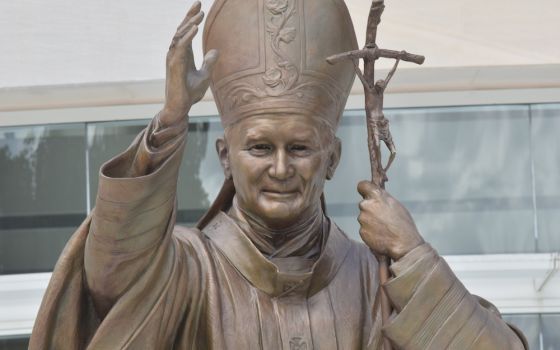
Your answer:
[383,244,527,350]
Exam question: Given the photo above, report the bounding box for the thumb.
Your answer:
[200,49,219,76]
[190,49,219,102]
[357,180,380,199]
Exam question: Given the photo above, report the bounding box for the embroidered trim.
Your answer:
[224,0,338,112]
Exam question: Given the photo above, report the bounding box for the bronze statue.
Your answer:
[30,0,527,349]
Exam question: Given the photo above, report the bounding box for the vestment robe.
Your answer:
[29,117,527,349]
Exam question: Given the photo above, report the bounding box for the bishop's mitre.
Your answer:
[203,0,358,129]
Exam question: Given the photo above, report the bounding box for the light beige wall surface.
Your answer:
[1,0,559,88]
[351,0,560,68]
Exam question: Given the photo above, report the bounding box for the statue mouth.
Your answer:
[261,189,298,199]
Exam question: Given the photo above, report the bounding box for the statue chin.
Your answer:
[246,194,313,230]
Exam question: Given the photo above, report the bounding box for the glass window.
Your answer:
[532,104,560,253]
[0,124,86,274]
[541,313,560,349]
[0,335,29,350]
[0,103,553,276]
[326,106,535,255]
[175,116,224,225]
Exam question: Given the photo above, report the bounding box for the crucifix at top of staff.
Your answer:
[327,1,425,349]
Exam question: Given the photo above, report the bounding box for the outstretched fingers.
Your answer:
[170,2,204,50]
[175,25,199,51]
[176,11,204,39]
[176,1,202,29]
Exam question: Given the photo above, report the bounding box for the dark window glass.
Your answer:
[0,335,29,350]
[0,124,86,274]
[327,106,534,254]
[532,104,560,253]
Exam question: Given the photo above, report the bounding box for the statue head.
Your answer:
[215,114,341,229]
[203,0,357,228]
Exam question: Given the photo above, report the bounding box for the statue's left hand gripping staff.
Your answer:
[327,1,425,349]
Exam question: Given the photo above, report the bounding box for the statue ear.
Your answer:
[326,137,341,180]
[216,137,232,179]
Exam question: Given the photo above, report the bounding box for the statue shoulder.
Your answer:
[172,224,211,252]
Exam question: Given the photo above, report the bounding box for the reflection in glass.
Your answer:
[327,106,534,254]
[532,104,560,252]
[0,124,86,274]
[176,116,223,225]
[542,313,560,349]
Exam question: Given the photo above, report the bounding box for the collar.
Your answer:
[228,197,324,258]
[202,211,351,298]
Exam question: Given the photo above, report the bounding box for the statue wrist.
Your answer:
[159,106,189,127]
[392,235,425,261]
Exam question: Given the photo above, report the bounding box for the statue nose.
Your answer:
[269,150,294,180]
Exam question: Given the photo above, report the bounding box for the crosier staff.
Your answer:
[327,1,424,349]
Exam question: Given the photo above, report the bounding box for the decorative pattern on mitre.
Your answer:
[203,0,357,128]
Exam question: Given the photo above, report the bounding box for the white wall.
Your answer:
[1,0,559,88]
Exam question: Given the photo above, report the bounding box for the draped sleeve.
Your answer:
[84,116,188,317]
[381,243,528,349]
[30,116,211,349]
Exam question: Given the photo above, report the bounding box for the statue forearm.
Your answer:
[381,244,527,349]
[84,116,188,316]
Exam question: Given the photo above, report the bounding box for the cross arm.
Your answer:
[326,47,425,66]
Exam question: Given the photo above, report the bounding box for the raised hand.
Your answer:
[357,181,424,260]
[160,1,219,126]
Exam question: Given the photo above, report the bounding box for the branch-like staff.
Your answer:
[327,1,425,349]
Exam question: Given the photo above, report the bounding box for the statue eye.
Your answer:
[290,144,308,152]
[249,144,272,155]
[253,144,272,150]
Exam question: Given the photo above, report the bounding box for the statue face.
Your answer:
[217,115,340,229]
